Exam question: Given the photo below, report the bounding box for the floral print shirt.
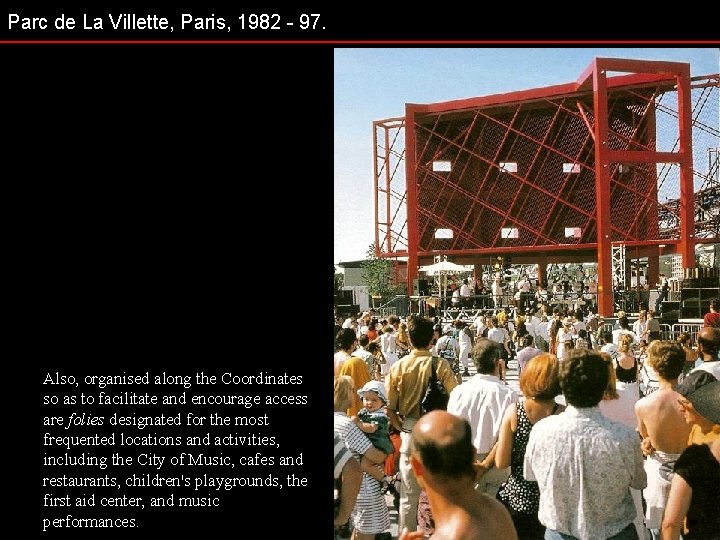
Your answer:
[524,405,646,540]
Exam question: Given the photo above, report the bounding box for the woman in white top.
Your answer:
[612,315,638,346]
[632,310,648,344]
[379,325,398,377]
[555,318,576,360]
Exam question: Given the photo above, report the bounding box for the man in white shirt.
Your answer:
[491,277,504,309]
[460,278,472,308]
[524,349,646,540]
[446,338,517,497]
[536,283,549,306]
[516,274,532,310]
[691,326,719,378]
[473,312,488,339]
[535,315,550,352]
[451,286,461,308]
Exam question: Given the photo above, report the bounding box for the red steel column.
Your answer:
[648,248,660,298]
[405,105,419,294]
[676,68,695,268]
[384,124,394,254]
[593,61,614,318]
[536,255,547,288]
[373,121,381,253]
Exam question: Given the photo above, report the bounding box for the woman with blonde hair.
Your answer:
[616,333,639,387]
[495,353,565,539]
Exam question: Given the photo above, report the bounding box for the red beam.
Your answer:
[405,105,420,292]
[418,244,602,256]
[593,65,614,318]
[576,102,595,140]
[373,121,381,253]
[383,124,392,253]
[415,72,674,115]
[596,57,690,76]
[677,70,696,267]
[575,58,597,91]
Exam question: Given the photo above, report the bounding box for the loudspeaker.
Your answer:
[413,279,428,296]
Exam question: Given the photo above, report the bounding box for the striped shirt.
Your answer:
[334,432,352,479]
[334,412,390,533]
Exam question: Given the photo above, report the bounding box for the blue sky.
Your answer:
[334,47,719,264]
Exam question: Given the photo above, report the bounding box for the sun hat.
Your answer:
[677,371,720,424]
[357,380,388,404]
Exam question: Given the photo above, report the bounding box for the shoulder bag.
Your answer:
[420,357,450,415]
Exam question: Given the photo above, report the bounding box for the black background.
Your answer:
[11,42,332,536]
[8,13,716,537]
[0,8,712,41]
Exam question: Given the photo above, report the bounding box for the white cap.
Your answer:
[357,380,387,404]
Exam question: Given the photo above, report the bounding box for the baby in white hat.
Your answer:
[352,380,395,492]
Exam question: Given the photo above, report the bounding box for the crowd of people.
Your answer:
[334,300,720,540]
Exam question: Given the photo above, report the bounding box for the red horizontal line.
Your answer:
[0,39,718,45]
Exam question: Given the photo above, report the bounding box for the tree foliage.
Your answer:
[361,243,404,297]
[334,267,344,296]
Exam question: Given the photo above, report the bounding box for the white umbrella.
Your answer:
[419,260,473,308]
[419,260,472,274]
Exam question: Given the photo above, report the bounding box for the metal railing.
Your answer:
[667,323,705,344]
[375,295,409,318]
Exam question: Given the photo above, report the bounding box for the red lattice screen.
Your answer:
[373,60,718,315]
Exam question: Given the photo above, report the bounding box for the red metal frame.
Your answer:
[578,58,694,315]
[373,59,717,317]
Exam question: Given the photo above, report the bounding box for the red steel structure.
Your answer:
[374,58,719,317]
